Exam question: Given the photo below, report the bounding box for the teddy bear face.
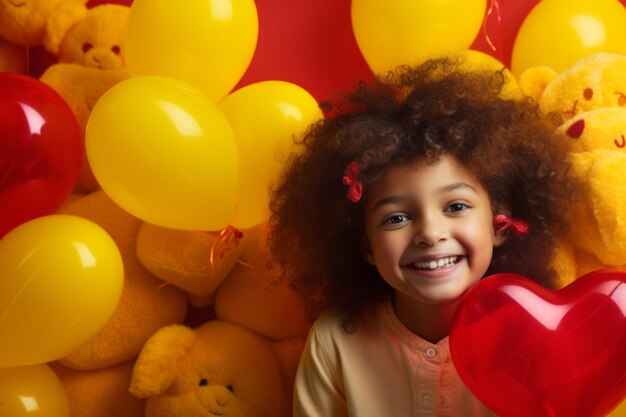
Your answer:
[0,0,65,45]
[539,53,626,117]
[142,321,285,417]
[554,107,626,266]
[58,5,129,70]
[557,107,626,153]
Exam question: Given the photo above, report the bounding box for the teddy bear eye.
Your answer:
[616,92,626,107]
[227,384,234,393]
[583,88,593,100]
[199,378,208,387]
[111,45,121,55]
[82,43,93,53]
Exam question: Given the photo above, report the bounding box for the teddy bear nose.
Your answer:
[198,384,235,410]
[566,119,585,139]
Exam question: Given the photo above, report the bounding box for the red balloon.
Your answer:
[234,0,374,104]
[450,269,626,417]
[0,74,82,237]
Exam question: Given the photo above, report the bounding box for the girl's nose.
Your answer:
[413,214,448,246]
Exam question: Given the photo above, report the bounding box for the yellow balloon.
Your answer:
[0,364,69,416]
[125,0,258,102]
[351,0,486,74]
[219,81,323,228]
[511,0,626,77]
[86,76,239,231]
[0,215,123,367]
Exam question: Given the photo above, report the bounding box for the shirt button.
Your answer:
[425,348,437,358]
[423,394,433,405]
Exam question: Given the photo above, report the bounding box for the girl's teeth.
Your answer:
[415,256,459,270]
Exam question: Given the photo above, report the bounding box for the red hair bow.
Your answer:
[342,161,363,203]
[493,214,529,235]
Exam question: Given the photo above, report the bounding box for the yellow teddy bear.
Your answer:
[520,52,626,117]
[519,54,626,290]
[0,0,88,72]
[135,222,248,308]
[45,4,130,70]
[129,320,303,417]
[50,360,146,417]
[213,223,314,341]
[59,191,188,370]
[38,4,131,193]
[550,107,626,283]
[41,65,128,192]
[0,0,87,49]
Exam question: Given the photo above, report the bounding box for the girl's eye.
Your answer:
[382,214,409,225]
[445,202,469,213]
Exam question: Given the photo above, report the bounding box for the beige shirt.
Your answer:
[294,300,498,417]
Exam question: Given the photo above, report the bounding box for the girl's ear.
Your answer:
[493,229,507,247]
[492,206,509,247]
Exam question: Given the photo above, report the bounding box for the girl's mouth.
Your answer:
[412,256,461,271]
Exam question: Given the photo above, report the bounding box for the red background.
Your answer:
[25,0,626,102]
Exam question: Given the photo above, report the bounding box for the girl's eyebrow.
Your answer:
[439,182,479,194]
[370,182,479,212]
[370,195,409,212]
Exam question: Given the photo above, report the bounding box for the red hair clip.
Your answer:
[342,161,363,203]
[494,214,529,235]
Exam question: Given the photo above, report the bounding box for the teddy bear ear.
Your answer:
[518,66,558,103]
[43,0,89,55]
[129,324,196,398]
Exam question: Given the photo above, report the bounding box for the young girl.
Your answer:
[268,58,575,417]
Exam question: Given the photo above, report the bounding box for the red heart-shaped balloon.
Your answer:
[450,269,626,417]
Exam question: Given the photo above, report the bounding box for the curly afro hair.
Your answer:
[268,57,576,319]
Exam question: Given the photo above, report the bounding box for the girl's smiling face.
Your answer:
[363,154,503,307]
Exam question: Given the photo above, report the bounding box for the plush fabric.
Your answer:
[136,222,246,304]
[50,360,146,417]
[58,191,188,370]
[0,0,87,47]
[40,64,128,192]
[520,53,626,286]
[214,223,313,340]
[520,53,626,116]
[52,4,129,69]
[130,321,299,417]
[37,4,130,193]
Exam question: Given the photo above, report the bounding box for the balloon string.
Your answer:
[151,224,243,323]
[235,258,256,269]
[152,225,246,298]
[482,0,504,64]
[152,276,200,325]
[154,274,194,293]
[209,225,244,271]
